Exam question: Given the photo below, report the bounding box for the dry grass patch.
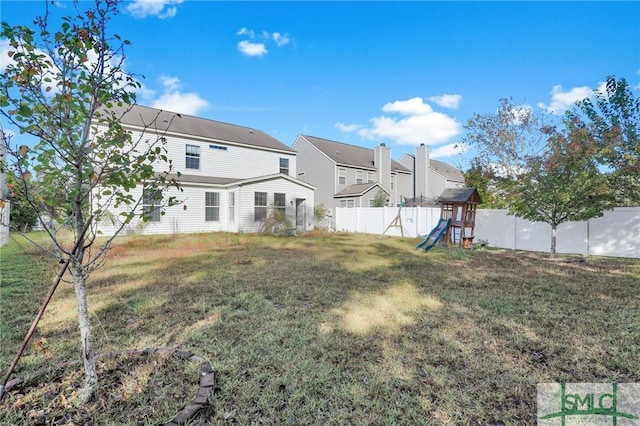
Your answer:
[322,282,442,335]
[2,350,206,425]
[2,231,639,424]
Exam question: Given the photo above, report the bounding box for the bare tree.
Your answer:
[0,0,180,401]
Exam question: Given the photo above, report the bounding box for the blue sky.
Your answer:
[1,0,639,169]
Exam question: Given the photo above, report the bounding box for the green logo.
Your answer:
[538,383,640,425]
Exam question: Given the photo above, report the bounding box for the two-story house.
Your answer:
[292,135,413,215]
[293,136,466,222]
[97,104,315,235]
[397,143,466,205]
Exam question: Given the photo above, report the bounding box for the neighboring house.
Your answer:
[292,135,412,216]
[97,104,315,236]
[397,143,466,205]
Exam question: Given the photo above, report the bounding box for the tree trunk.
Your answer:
[550,224,557,257]
[70,266,98,402]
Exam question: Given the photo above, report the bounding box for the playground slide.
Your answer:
[416,218,451,251]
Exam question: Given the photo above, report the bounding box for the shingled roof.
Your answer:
[107,104,295,153]
[401,154,465,182]
[301,135,411,172]
[437,187,482,204]
[334,182,389,198]
[430,159,465,182]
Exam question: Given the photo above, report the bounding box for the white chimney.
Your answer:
[415,143,429,200]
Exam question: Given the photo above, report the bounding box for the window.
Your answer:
[280,158,289,175]
[205,192,219,221]
[356,170,363,184]
[368,199,376,207]
[338,168,346,185]
[391,175,394,190]
[339,199,355,208]
[209,144,227,151]
[229,192,235,222]
[274,193,286,217]
[254,192,267,221]
[367,171,374,183]
[142,188,162,222]
[186,144,200,169]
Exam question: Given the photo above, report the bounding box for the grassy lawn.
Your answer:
[1,231,639,425]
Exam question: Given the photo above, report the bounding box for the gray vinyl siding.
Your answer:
[429,170,466,199]
[292,135,337,210]
[397,154,414,171]
[395,172,413,206]
[126,129,295,180]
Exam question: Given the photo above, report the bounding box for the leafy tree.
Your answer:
[0,0,180,401]
[371,189,388,207]
[503,125,612,256]
[6,172,38,231]
[463,158,508,209]
[463,99,613,256]
[571,76,640,205]
[463,98,548,178]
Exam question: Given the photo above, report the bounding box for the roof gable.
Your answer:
[111,104,295,153]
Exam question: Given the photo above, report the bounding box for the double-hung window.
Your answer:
[142,188,162,222]
[338,168,346,185]
[356,170,363,184]
[367,171,374,183]
[186,144,200,169]
[205,192,220,221]
[279,158,289,175]
[339,199,355,208]
[254,192,267,221]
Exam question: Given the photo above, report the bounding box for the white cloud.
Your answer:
[429,142,465,158]
[340,97,461,146]
[150,76,210,116]
[1,39,207,118]
[596,80,608,94]
[237,27,255,37]
[0,39,15,70]
[126,0,183,19]
[237,28,292,57]
[428,94,462,109]
[335,122,362,132]
[508,104,533,125]
[238,41,267,57]
[1,39,125,97]
[133,83,156,104]
[538,84,593,115]
[158,75,180,91]
[272,32,290,47]
[382,97,433,115]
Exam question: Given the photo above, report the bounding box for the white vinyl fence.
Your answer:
[335,207,640,259]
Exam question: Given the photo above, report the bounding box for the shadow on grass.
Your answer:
[3,232,639,424]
